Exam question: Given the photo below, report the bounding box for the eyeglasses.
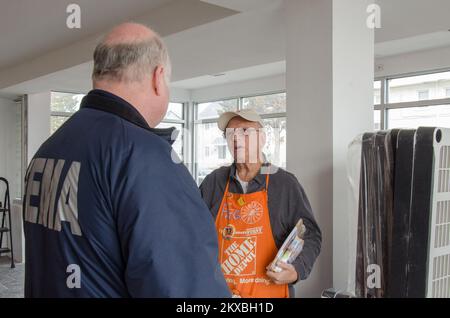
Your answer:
[223,127,265,139]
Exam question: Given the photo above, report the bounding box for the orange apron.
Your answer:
[215,174,289,298]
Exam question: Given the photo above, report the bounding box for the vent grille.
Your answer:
[435,201,450,248]
[432,254,450,298]
[438,146,450,192]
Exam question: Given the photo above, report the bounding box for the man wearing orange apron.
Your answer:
[216,173,289,297]
[200,109,322,298]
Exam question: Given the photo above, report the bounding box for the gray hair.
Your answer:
[92,34,171,83]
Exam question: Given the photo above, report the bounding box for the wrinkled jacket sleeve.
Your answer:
[114,144,231,298]
[287,178,322,281]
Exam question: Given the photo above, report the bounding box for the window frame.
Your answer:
[48,90,287,182]
[50,93,189,166]
[375,68,450,130]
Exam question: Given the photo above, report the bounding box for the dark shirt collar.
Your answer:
[80,89,176,145]
[230,161,272,185]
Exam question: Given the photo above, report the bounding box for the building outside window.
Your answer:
[217,144,227,159]
[195,99,238,184]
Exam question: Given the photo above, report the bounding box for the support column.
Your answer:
[285,0,374,296]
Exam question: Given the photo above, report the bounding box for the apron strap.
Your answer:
[222,178,232,221]
[224,178,231,196]
[265,174,270,192]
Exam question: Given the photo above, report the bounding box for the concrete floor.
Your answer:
[0,257,24,298]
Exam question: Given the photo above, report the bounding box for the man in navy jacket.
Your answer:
[23,23,230,298]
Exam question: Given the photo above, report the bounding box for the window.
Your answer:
[50,92,84,133]
[195,100,238,184]
[156,102,186,160]
[387,105,450,129]
[375,70,450,130]
[217,145,227,159]
[374,81,381,105]
[197,99,238,120]
[373,81,382,130]
[374,110,381,131]
[50,93,186,162]
[164,102,183,121]
[262,117,286,168]
[242,92,286,114]
[242,93,287,168]
[194,93,287,184]
[156,122,184,160]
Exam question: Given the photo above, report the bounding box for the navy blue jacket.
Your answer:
[23,89,230,298]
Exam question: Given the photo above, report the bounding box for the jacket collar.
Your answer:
[80,89,176,145]
[230,161,272,186]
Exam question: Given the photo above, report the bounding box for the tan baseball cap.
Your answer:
[217,109,264,131]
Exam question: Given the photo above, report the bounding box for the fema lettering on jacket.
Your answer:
[24,158,82,236]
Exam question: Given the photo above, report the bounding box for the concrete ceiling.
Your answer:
[165,1,284,83]
[172,61,286,90]
[200,0,278,12]
[376,0,450,43]
[0,0,171,70]
[2,0,450,97]
[375,31,450,58]
[373,0,450,57]
[0,0,237,90]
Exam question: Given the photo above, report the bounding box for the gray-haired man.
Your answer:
[200,109,322,298]
[23,23,230,298]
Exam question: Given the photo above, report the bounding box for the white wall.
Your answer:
[189,44,450,104]
[285,0,374,297]
[191,74,285,102]
[0,97,21,200]
[285,0,333,298]
[170,87,191,103]
[0,97,21,257]
[332,0,374,292]
[27,92,51,164]
[165,2,285,82]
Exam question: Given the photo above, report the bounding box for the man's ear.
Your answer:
[152,65,165,97]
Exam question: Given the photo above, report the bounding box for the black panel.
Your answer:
[388,129,416,298]
[406,127,436,297]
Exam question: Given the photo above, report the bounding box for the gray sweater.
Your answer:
[199,163,322,297]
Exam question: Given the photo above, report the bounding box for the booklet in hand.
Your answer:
[268,219,306,272]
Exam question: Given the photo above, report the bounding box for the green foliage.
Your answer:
[51,92,83,113]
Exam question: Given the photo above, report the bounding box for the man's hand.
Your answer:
[266,262,298,285]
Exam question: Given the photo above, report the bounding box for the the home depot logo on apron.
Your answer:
[220,236,257,276]
[215,174,289,298]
